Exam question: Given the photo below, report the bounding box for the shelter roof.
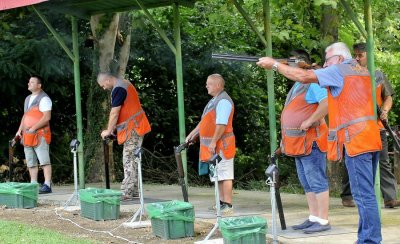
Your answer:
[39,0,198,18]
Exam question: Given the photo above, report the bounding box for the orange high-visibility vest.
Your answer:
[281,83,328,156]
[114,79,151,145]
[199,91,235,162]
[327,62,382,161]
[22,91,51,146]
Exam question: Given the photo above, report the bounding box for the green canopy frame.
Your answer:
[2,0,380,213]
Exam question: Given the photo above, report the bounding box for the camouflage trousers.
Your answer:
[120,130,143,197]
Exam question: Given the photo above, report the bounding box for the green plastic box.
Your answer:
[147,200,195,239]
[0,182,38,209]
[219,216,268,244]
[79,188,121,221]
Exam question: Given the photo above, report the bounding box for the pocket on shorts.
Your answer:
[23,130,39,147]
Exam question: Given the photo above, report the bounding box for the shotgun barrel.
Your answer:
[8,136,20,181]
[211,53,295,64]
[377,106,400,151]
[173,133,199,202]
[102,135,116,189]
[211,53,320,70]
[174,141,190,202]
[266,153,286,230]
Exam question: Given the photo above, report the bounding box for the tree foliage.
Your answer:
[1,0,400,188]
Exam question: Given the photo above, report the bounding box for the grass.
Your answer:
[0,220,96,244]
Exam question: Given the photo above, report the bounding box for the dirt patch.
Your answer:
[0,203,220,243]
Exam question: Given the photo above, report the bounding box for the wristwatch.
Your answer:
[272,62,280,71]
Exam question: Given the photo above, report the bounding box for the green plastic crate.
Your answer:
[0,193,37,209]
[219,216,268,244]
[150,209,195,239]
[223,232,266,244]
[0,182,38,209]
[147,200,195,239]
[79,188,121,221]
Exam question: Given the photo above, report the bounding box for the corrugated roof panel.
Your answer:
[39,0,198,18]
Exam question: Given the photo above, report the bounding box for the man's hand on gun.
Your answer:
[10,135,20,148]
[185,130,199,144]
[101,130,115,140]
[380,109,389,121]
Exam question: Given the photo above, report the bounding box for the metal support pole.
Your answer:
[364,0,381,216]
[231,0,268,47]
[135,0,176,55]
[263,0,278,156]
[173,3,188,189]
[204,158,222,241]
[71,16,85,189]
[340,0,368,39]
[32,6,74,62]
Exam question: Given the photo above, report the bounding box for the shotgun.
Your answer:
[174,134,198,202]
[377,106,400,151]
[212,53,317,69]
[8,136,20,182]
[103,134,116,189]
[265,151,286,230]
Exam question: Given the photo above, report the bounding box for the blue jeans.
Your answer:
[295,144,328,194]
[345,151,382,244]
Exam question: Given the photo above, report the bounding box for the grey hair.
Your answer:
[208,73,225,87]
[325,42,352,59]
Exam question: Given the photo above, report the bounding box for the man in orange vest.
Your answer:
[186,74,235,214]
[278,50,330,234]
[97,72,151,200]
[341,42,399,208]
[257,42,382,244]
[16,75,52,194]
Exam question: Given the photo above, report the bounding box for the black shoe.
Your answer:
[39,184,52,194]
[292,219,315,230]
[303,222,331,234]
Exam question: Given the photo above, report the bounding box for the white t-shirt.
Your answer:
[28,95,52,112]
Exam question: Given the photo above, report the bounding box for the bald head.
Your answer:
[97,72,116,90]
[206,74,225,97]
[208,74,225,87]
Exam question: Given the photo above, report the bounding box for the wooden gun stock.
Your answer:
[8,136,20,182]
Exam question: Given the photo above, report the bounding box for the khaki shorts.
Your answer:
[24,137,51,168]
[210,157,234,182]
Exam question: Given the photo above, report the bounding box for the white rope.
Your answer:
[54,208,143,244]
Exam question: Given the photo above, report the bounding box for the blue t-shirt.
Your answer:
[215,99,233,125]
[314,59,353,97]
[111,87,127,107]
[292,82,327,104]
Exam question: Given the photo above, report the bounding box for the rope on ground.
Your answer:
[54,208,142,244]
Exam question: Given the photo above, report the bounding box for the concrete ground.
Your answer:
[39,183,400,244]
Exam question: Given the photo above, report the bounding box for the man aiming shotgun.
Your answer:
[340,42,400,209]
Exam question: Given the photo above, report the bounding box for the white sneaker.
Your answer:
[220,204,234,215]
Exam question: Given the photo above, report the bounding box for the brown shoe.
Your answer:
[342,199,355,207]
[384,200,400,208]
